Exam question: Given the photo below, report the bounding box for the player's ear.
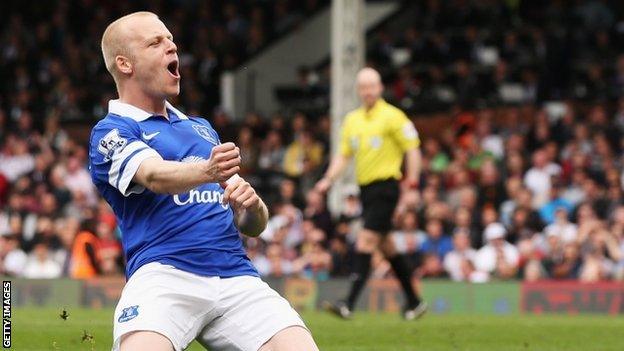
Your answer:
[116,55,133,76]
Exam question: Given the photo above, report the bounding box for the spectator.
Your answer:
[271,178,305,210]
[96,219,123,276]
[247,238,269,276]
[539,184,574,224]
[64,156,97,206]
[577,220,621,281]
[0,137,35,182]
[451,206,480,249]
[282,129,324,189]
[295,233,332,280]
[49,165,73,209]
[475,117,504,160]
[69,226,100,279]
[236,126,259,178]
[543,208,578,244]
[22,240,62,279]
[263,242,296,278]
[506,186,544,238]
[257,129,286,195]
[1,234,27,276]
[479,206,500,238]
[474,223,519,280]
[499,176,523,226]
[423,138,450,173]
[443,229,477,281]
[561,169,588,206]
[303,190,333,240]
[524,149,561,208]
[390,210,426,258]
[329,235,352,277]
[339,185,362,222]
[610,206,624,239]
[263,203,304,251]
[0,210,8,237]
[518,237,544,282]
[419,218,452,277]
[25,215,62,253]
[476,160,505,210]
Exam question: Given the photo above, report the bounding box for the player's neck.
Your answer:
[363,99,379,111]
[118,85,168,117]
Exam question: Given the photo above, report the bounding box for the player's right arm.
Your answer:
[314,114,353,193]
[89,120,240,196]
[314,154,350,193]
[134,142,240,194]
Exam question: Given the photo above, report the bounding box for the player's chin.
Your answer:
[165,83,180,97]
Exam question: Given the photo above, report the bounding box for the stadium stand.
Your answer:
[0,0,623,284]
[279,1,624,114]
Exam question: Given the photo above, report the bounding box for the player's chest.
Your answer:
[349,117,391,151]
[138,121,218,161]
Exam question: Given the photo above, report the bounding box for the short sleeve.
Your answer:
[339,115,353,157]
[389,111,420,151]
[89,120,162,197]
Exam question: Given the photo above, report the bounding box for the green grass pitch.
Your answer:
[11,307,624,350]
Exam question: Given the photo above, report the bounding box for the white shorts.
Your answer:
[112,262,307,351]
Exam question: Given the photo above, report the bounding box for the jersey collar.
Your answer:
[363,99,385,118]
[108,99,189,121]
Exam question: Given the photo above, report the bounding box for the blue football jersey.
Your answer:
[88,100,258,279]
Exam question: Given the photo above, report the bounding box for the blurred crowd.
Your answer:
[242,99,624,283]
[1,0,624,283]
[0,0,324,123]
[290,0,624,115]
[4,98,624,283]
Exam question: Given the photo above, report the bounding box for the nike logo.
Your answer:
[142,131,160,140]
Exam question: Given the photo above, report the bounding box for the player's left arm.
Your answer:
[390,111,421,187]
[391,112,422,214]
[397,147,422,213]
[404,147,422,186]
[221,176,269,237]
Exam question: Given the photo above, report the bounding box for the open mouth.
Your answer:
[167,60,180,78]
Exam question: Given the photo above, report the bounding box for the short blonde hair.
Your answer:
[101,11,158,81]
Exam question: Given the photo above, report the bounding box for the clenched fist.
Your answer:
[221,175,261,211]
[204,142,241,183]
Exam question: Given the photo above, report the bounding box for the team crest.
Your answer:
[118,305,139,323]
[193,125,219,145]
[350,136,359,150]
[369,135,382,149]
[403,124,418,140]
[98,129,127,162]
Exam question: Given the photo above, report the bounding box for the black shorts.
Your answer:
[359,179,400,234]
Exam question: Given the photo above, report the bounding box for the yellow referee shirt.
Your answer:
[340,99,420,186]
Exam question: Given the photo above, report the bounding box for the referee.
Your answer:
[314,67,427,320]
